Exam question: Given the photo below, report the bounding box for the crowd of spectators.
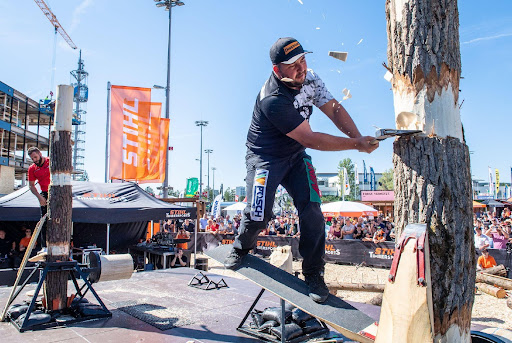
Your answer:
[473,210,512,270]
[473,210,511,251]
[0,226,36,268]
[193,212,396,243]
[325,215,395,243]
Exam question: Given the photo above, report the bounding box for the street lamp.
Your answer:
[153,0,185,198]
[205,149,213,201]
[212,167,216,198]
[195,120,208,199]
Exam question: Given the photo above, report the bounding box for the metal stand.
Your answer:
[6,260,111,332]
[237,288,329,343]
[187,271,228,290]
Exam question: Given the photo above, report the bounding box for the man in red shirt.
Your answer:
[28,147,50,249]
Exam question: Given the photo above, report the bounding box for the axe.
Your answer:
[370,128,422,145]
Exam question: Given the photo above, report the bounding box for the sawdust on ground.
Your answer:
[199,254,512,330]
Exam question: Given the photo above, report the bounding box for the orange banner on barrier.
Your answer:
[109,86,169,182]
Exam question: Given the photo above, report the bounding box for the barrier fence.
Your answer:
[190,233,511,272]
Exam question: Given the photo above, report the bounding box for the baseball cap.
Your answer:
[270,37,311,65]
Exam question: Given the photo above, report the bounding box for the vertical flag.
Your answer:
[185,177,199,198]
[138,103,170,183]
[235,195,239,202]
[343,167,350,195]
[370,167,376,191]
[363,160,368,183]
[489,167,494,196]
[354,163,359,185]
[109,86,151,181]
[495,169,500,197]
[211,194,223,218]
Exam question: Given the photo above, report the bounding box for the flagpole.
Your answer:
[104,81,111,183]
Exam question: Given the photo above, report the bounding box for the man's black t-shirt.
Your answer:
[0,239,13,256]
[246,70,334,158]
[183,222,195,233]
[171,255,187,268]
[276,225,288,235]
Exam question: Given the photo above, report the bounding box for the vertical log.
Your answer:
[386,0,475,341]
[45,85,73,311]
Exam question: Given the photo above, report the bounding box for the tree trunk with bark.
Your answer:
[386,0,475,341]
[45,85,74,311]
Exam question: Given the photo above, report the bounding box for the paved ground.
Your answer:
[0,267,338,343]
[0,265,492,342]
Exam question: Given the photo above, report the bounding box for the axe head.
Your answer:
[373,128,422,142]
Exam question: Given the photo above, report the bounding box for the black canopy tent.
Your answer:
[0,181,196,253]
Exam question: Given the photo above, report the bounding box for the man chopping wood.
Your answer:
[224,37,378,303]
[28,147,50,251]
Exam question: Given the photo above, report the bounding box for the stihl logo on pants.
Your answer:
[250,169,269,221]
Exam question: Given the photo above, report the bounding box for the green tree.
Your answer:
[378,169,394,190]
[337,158,359,201]
[321,195,339,203]
[224,187,235,202]
[145,186,155,196]
[168,189,180,197]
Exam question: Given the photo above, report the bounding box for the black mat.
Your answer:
[113,300,195,331]
[206,245,375,341]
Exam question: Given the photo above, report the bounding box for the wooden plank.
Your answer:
[206,245,375,343]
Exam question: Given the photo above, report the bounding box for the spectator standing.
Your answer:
[474,227,491,250]
[353,224,364,240]
[328,223,342,240]
[200,214,208,232]
[206,219,218,233]
[373,227,386,243]
[276,221,288,236]
[182,219,195,234]
[485,224,509,249]
[341,219,356,239]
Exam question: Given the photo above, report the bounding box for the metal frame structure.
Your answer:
[6,260,111,333]
[0,81,51,193]
[70,50,88,179]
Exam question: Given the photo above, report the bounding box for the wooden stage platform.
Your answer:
[0,266,487,343]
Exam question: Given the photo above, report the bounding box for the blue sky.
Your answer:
[1,1,511,192]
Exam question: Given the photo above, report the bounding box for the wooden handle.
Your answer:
[370,139,379,145]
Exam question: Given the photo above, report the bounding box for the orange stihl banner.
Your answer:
[109,85,169,182]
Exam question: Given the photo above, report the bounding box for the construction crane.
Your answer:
[34,0,77,99]
[34,0,77,49]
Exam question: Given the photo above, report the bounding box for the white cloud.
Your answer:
[463,32,512,44]
[69,0,94,33]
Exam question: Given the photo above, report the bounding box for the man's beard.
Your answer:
[35,157,44,167]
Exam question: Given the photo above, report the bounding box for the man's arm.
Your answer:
[287,120,378,153]
[320,99,361,138]
[29,181,46,206]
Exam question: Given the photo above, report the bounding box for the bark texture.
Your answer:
[387,0,474,340]
[45,130,73,311]
[393,137,475,339]
[386,0,461,103]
